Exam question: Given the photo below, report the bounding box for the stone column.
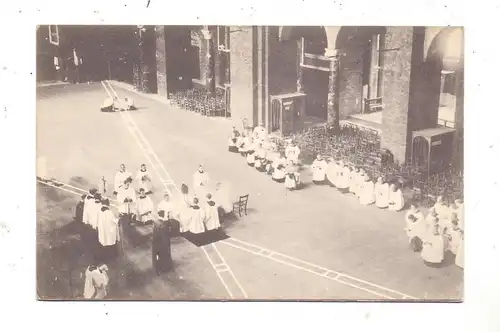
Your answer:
[325,48,341,132]
[201,29,216,96]
[155,26,168,98]
[296,38,304,93]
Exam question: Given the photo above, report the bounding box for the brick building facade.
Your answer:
[129,26,465,165]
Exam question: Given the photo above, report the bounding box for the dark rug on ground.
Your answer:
[182,229,230,247]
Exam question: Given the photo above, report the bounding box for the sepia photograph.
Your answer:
[36,25,464,301]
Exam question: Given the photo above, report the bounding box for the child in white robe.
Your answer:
[388,183,405,211]
[405,205,425,228]
[312,154,328,184]
[246,145,257,166]
[272,153,287,183]
[136,164,152,194]
[189,198,206,234]
[450,199,464,229]
[124,96,136,110]
[204,193,221,231]
[375,177,389,208]
[421,223,445,266]
[326,159,338,187]
[359,174,375,205]
[285,142,300,165]
[157,192,175,221]
[117,182,137,218]
[284,161,300,190]
[404,213,425,252]
[114,164,132,195]
[434,196,451,227]
[252,122,267,141]
[136,188,154,224]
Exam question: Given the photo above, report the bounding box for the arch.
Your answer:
[426,27,464,68]
[334,26,387,50]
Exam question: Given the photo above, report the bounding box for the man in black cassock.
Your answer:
[152,211,173,276]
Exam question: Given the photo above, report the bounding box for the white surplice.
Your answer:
[177,194,192,232]
[375,182,389,208]
[136,195,154,223]
[97,207,119,246]
[455,233,464,268]
[204,200,221,231]
[88,199,102,230]
[405,209,426,241]
[285,145,300,164]
[157,200,175,220]
[272,157,286,180]
[114,170,132,193]
[312,159,328,182]
[326,162,338,186]
[82,195,94,225]
[117,187,137,215]
[189,206,206,234]
[83,267,108,299]
[193,171,210,194]
[359,180,375,205]
[253,126,267,140]
[446,227,462,254]
[136,169,152,192]
[336,166,350,190]
[388,189,405,211]
[421,231,445,264]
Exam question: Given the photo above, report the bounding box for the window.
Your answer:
[217,26,230,86]
[437,70,458,128]
[362,33,384,113]
[217,26,230,51]
[48,25,59,45]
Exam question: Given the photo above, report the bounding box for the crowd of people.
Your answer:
[73,163,234,298]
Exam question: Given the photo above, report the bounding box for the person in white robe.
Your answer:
[82,188,97,226]
[114,164,132,195]
[450,198,464,229]
[374,177,389,208]
[404,211,426,252]
[228,129,239,153]
[237,133,251,156]
[335,161,350,193]
[177,183,193,233]
[433,196,451,228]
[157,192,176,221]
[355,169,366,198]
[284,161,300,190]
[83,264,109,299]
[136,164,153,194]
[265,144,280,175]
[188,198,206,234]
[254,142,268,172]
[100,97,115,112]
[405,204,425,229]
[88,193,102,230]
[388,183,405,211]
[204,193,221,231]
[445,214,462,255]
[252,122,268,141]
[455,229,464,269]
[124,96,136,110]
[421,223,445,266]
[192,165,210,197]
[246,144,257,166]
[117,181,137,219]
[214,182,233,216]
[272,153,287,183]
[98,176,107,196]
[312,154,328,184]
[97,199,120,261]
[136,188,154,224]
[326,159,339,187]
[349,167,360,195]
[285,141,301,165]
[425,208,441,232]
[359,174,375,205]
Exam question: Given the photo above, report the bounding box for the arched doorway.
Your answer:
[279,26,329,120]
[335,27,387,121]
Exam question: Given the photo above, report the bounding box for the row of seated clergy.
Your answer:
[404,204,464,269]
[432,196,464,230]
[100,96,136,112]
[312,154,405,211]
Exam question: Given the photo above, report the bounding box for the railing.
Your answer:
[364,97,383,113]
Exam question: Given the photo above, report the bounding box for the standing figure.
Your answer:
[374,177,389,209]
[177,183,193,233]
[228,127,240,153]
[421,223,445,267]
[388,183,405,211]
[189,197,206,234]
[83,264,109,300]
[97,199,120,262]
[252,121,267,141]
[312,154,328,185]
[117,180,137,220]
[284,160,300,190]
[114,164,132,195]
[450,198,464,229]
[271,153,287,183]
[404,205,426,252]
[136,164,152,194]
[83,188,97,225]
[445,215,462,255]
[88,193,102,230]
[359,174,375,205]
[335,161,350,193]
[204,193,221,231]
[246,146,256,167]
[136,188,154,224]
[326,158,338,187]
[434,196,451,230]
[75,194,86,223]
[237,133,251,156]
[192,165,210,197]
[285,141,301,165]
[152,217,173,275]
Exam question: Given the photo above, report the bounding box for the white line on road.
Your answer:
[102,81,247,299]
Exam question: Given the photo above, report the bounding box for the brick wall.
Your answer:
[339,45,364,120]
[380,27,415,163]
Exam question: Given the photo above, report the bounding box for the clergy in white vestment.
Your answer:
[193,165,210,194]
[359,174,375,205]
[284,161,300,190]
[451,198,464,229]
[136,188,154,224]
[421,223,445,266]
[252,122,268,141]
[445,215,463,255]
[214,182,233,215]
[272,153,287,183]
[157,192,176,221]
[204,193,221,231]
[335,162,350,192]
[124,96,136,110]
[388,183,405,211]
[404,214,425,252]
[355,169,366,198]
[83,264,109,299]
[433,196,451,225]
[177,184,193,233]
[374,177,389,208]
[97,199,120,261]
[237,133,251,156]
[285,142,301,165]
[100,97,115,112]
[114,164,132,195]
[117,182,137,218]
[246,146,256,166]
[312,154,328,184]
[254,143,268,171]
[425,208,442,232]
[82,188,97,225]
[136,164,153,194]
[88,193,102,230]
[189,198,206,234]
[405,205,425,231]
[326,159,339,187]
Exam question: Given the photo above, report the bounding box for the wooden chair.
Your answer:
[232,194,249,217]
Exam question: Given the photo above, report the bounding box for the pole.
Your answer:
[108,60,112,80]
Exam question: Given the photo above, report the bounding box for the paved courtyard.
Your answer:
[36,82,463,300]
